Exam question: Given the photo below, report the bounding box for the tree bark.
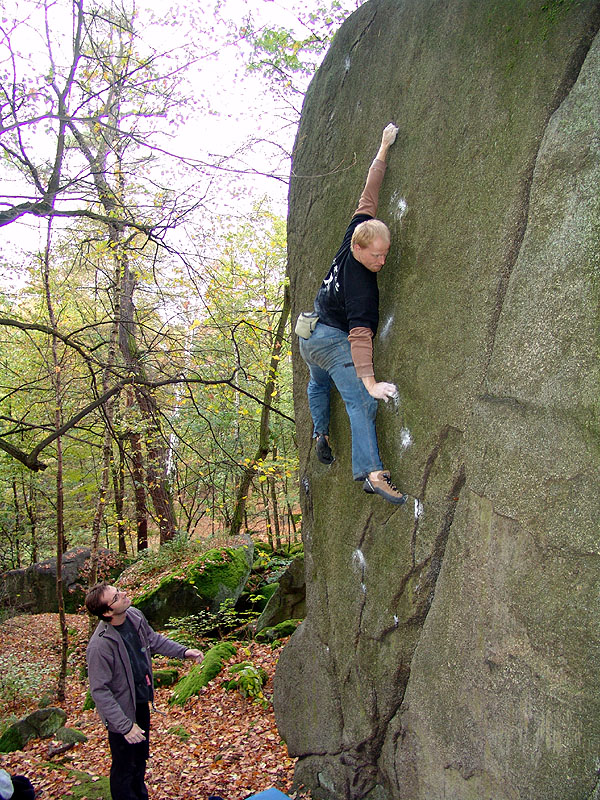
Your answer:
[229,284,291,537]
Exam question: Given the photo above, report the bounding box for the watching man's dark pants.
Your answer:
[107,703,150,800]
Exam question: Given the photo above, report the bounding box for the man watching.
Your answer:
[85,583,203,800]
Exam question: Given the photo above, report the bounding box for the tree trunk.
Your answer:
[229,284,291,537]
[21,474,38,563]
[119,255,176,543]
[112,433,127,554]
[11,478,22,568]
[90,418,115,585]
[42,229,69,702]
[260,482,274,550]
[269,473,282,551]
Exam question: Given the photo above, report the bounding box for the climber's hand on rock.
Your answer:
[363,378,398,402]
[381,123,398,147]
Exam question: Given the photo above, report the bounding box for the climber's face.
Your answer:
[353,237,390,273]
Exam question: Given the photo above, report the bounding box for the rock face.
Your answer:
[0,547,124,613]
[255,556,306,633]
[274,2,600,799]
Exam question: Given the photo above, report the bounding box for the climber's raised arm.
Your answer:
[354,122,399,218]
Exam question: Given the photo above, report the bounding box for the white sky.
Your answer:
[0,0,361,282]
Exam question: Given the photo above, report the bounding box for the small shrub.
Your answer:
[165,598,259,644]
[82,691,95,711]
[222,661,268,708]
[167,724,190,740]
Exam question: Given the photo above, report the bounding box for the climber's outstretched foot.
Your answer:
[363,470,407,505]
[315,433,334,465]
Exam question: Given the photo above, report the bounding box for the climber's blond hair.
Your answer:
[351,219,390,250]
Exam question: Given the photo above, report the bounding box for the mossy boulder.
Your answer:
[133,543,254,628]
[255,556,305,633]
[0,707,67,752]
[256,619,302,643]
[64,774,111,800]
[169,641,236,706]
[54,726,88,745]
[251,581,280,611]
[48,766,111,800]
[153,667,179,687]
[254,541,274,555]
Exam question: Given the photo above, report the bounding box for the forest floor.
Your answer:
[0,613,302,800]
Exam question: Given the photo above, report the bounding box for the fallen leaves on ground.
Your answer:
[0,614,299,800]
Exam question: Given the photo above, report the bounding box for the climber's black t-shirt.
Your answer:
[314,213,379,335]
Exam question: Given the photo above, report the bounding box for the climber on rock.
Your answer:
[297,122,407,505]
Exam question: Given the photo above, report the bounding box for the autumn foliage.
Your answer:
[0,614,298,800]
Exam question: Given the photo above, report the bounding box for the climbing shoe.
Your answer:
[315,433,334,464]
[363,470,407,505]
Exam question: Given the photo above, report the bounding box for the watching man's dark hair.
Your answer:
[85,582,111,621]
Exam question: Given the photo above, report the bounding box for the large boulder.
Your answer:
[0,547,126,614]
[255,556,306,633]
[275,2,600,800]
[133,543,254,628]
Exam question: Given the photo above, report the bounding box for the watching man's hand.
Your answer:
[184,648,204,664]
[125,723,146,744]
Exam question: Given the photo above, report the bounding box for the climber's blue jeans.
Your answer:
[299,322,383,480]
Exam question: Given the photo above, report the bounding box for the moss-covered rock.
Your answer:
[54,726,88,744]
[254,541,274,555]
[0,707,67,752]
[133,543,254,628]
[251,581,280,611]
[169,642,236,706]
[256,619,302,642]
[0,722,30,753]
[255,556,305,633]
[0,547,128,614]
[64,774,111,800]
[82,690,95,711]
[153,667,179,687]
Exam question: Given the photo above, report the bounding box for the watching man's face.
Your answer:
[102,585,131,619]
[353,237,390,273]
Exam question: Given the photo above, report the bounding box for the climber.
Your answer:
[297,122,407,505]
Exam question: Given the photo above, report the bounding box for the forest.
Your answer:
[0,0,359,565]
[0,0,357,796]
